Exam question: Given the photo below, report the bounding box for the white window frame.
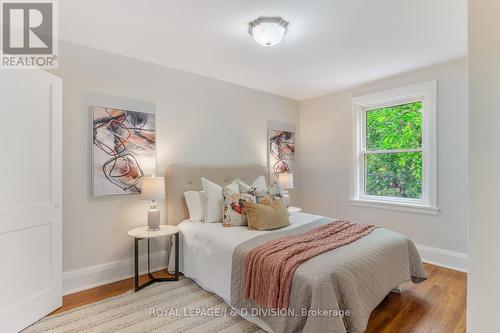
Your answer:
[349,81,439,214]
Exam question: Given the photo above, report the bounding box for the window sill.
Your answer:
[349,199,439,215]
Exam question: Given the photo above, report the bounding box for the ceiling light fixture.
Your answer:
[249,17,289,47]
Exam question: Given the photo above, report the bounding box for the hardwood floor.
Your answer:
[52,263,466,332]
[50,271,176,315]
[365,264,467,333]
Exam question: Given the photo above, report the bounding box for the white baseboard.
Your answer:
[62,250,168,295]
[416,244,467,272]
[62,244,466,296]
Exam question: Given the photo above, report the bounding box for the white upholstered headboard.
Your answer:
[165,164,268,225]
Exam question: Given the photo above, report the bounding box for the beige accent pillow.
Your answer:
[243,200,290,231]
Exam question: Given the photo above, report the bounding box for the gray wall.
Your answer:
[468,0,500,330]
[298,58,467,255]
[52,40,468,286]
[53,41,299,273]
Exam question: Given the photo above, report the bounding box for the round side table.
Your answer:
[128,225,180,291]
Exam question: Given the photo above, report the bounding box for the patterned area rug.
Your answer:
[23,278,266,333]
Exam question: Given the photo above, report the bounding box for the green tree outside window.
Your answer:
[364,101,423,199]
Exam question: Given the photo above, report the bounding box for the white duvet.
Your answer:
[168,212,323,304]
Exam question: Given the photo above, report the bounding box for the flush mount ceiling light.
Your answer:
[249,17,289,47]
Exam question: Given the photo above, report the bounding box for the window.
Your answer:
[350,81,438,214]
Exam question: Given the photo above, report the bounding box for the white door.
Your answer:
[0,69,62,332]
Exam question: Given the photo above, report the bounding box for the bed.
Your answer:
[166,164,427,333]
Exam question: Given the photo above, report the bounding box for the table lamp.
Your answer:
[140,176,165,231]
[278,173,294,207]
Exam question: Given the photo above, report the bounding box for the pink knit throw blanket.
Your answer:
[243,220,376,309]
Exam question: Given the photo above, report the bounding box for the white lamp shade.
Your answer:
[140,176,165,200]
[278,173,294,189]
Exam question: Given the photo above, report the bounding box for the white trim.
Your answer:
[416,244,467,273]
[349,199,439,214]
[350,81,438,213]
[61,247,465,297]
[62,250,168,295]
[363,148,422,154]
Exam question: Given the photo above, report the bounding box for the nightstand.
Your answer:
[288,206,302,213]
[128,225,180,292]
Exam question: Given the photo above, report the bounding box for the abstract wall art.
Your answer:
[268,128,295,182]
[92,106,156,196]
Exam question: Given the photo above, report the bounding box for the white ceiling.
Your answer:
[59,0,467,100]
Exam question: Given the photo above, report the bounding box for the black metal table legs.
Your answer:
[134,233,179,292]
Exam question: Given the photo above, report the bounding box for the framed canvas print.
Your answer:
[268,128,295,182]
[92,106,156,196]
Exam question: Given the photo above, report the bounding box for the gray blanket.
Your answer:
[230,218,427,333]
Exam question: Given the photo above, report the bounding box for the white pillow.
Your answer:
[225,179,240,193]
[237,175,268,194]
[184,191,206,222]
[201,177,224,223]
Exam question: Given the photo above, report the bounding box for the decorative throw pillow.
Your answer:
[236,176,268,195]
[267,181,283,198]
[255,181,284,205]
[243,200,290,231]
[184,190,206,222]
[201,177,224,223]
[255,193,274,206]
[223,186,256,227]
